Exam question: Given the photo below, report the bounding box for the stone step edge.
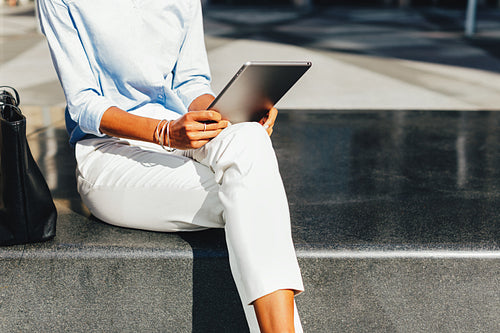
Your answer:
[1,244,499,260]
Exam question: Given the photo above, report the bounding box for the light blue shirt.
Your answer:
[37,0,214,144]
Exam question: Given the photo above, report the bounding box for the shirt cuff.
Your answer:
[69,94,116,137]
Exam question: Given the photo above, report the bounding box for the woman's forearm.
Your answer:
[99,94,218,145]
[99,106,160,144]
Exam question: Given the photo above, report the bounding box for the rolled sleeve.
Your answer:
[38,0,115,137]
[172,0,214,109]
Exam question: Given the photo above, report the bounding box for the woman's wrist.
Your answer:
[100,106,162,144]
[154,119,176,152]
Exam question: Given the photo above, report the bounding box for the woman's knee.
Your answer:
[231,122,269,139]
[222,122,272,153]
[193,121,278,180]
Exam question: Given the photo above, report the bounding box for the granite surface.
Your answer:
[276,110,500,250]
[1,256,498,332]
[1,110,500,332]
[7,110,498,254]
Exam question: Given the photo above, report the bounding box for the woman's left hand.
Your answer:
[258,107,278,136]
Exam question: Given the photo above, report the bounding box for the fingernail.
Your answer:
[263,124,269,129]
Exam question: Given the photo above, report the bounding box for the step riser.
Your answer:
[2,257,499,332]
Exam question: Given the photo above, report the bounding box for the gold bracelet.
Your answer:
[155,119,167,145]
[155,119,176,152]
[155,119,175,153]
[165,120,176,152]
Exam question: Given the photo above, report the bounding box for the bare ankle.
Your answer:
[253,289,295,333]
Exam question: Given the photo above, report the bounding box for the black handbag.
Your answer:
[0,86,57,245]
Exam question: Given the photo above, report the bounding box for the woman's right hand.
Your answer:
[168,111,229,150]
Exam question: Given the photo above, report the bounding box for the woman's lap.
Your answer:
[75,136,224,231]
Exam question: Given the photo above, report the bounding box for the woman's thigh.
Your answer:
[75,137,224,232]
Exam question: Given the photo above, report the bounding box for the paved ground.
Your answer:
[1,3,500,112]
[204,5,500,110]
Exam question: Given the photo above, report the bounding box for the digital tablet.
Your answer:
[208,61,312,123]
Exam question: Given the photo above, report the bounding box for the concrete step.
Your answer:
[1,110,500,332]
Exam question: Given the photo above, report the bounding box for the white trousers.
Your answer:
[75,122,304,332]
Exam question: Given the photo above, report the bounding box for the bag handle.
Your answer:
[0,86,23,121]
[0,85,20,107]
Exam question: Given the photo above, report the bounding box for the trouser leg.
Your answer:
[187,122,304,332]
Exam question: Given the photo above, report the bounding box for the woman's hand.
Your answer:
[258,107,278,136]
[168,111,229,150]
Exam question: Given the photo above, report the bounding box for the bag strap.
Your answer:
[0,86,20,107]
[0,86,24,121]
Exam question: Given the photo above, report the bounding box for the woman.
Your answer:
[37,0,304,331]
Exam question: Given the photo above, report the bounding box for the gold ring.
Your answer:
[203,123,207,132]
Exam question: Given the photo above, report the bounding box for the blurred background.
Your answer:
[2,0,499,109]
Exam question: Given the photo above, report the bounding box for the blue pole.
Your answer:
[465,0,478,36]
